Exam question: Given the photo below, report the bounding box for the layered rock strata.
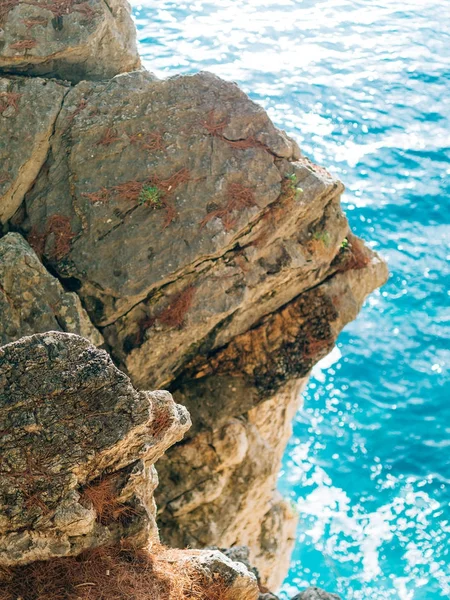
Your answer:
[0,0,388,593]
[0,331,190,565]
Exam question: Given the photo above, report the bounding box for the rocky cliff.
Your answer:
[0,1,388,597]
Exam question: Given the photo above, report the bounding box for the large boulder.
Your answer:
[0,232,103,346]
[0,331,190,566]
[0,0,140,82]
[17,69,353,391]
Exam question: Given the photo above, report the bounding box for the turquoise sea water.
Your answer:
[133,1,450,598]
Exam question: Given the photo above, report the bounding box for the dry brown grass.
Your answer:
[24,0,97,18]
[9,38,37,50]
[0,0,18,24]
[0,544,256,600]
[0,91,21,114]
[65,98,89,127]
[97,127,121,147]
[84,168,190,229]
[200,182,256,231]
[80,476,137,526]
[203,110,227,137]
[23,15,48,27]
[27,214,75,260]
[158,285,196,329]
[129,131,165,153]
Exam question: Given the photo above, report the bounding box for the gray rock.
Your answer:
[0,76,67,223]
[0,232,103,347]
[291,587,342,600]
[0,0,140,82]
[0,331,190,565]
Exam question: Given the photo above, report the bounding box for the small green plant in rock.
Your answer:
[138,185,162,208]
[312,230,331,246]
[287,173,303,198]
[341,237,349,249]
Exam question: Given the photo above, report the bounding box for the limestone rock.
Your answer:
[16,69,358,393]
[291,588,341,600]
[155,252,387,588]
[0,232,103,346]
[183,549,259,600]
[0,0,140,82]
[0,76,67,223]
[0,331,190,565]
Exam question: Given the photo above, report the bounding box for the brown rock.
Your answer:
[0,331,190,565]
[0,0,140,82]
[17,69,354,393]
[0,232,103,346]
[155,254,387,588]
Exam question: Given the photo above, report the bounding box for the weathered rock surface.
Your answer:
[1,25,389,587]
[0,232,103,346]
[182,549,259,600]
[0,75,67,223]
[17,69,354,391]
[155,252,387,588]
[0,331,190,566]
[0,0,140,82]
[291,588,341,600]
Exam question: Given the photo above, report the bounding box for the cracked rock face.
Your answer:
[0,232,103,346]
[18,69,355,392]
[0,76,67,223]
[0,331,190,566]
[6,64,389,586]
[0,0,140,82]
[155,254,387,589]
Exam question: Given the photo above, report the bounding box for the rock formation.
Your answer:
[0,331,190,565]
[0,0,140,82]
[0,233,103,346]
[0,0,387,596]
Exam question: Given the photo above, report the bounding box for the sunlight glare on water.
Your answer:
[132,1,450,598]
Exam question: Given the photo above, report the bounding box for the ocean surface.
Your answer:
[132,1,450,598]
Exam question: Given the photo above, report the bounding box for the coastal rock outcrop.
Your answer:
[0,331,190,565]
[0,0,140,82]
[0,0,389,592]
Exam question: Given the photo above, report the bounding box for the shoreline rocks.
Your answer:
[0,0,388,595]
